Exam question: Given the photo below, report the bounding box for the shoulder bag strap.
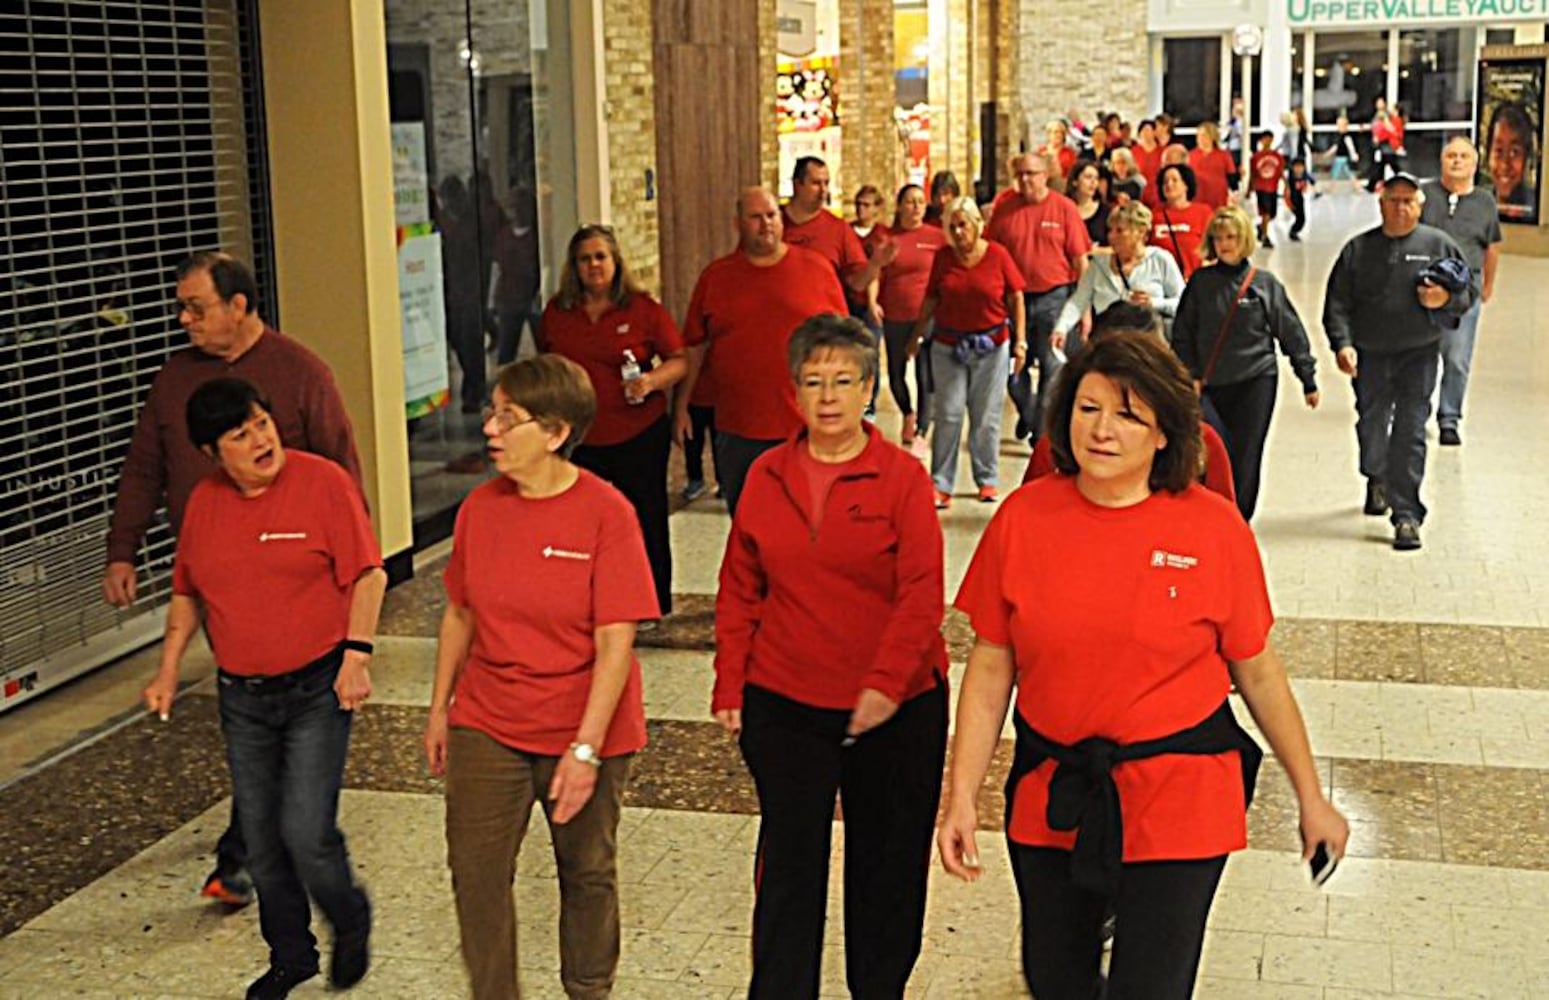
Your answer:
[1201,266,1257,385]
[1161,205,1189,277]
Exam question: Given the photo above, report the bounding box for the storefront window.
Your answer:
[1230,48,1264,129]
[1398,28,1475,123]
[1162,38,1221,126]
[1311,30,1386,126]
[384,0,575,544]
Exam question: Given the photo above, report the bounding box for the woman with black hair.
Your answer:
[1149,163,1214,279]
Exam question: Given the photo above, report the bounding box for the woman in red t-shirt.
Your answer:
[715,314,949,998]
[539,225,685,617]
[1188,120,1239,209]
[879,184,947,446]
[426,355,659,1000]
[1150,163,1214,279]
[937,333,1347,1000]
[911,196,1027,507]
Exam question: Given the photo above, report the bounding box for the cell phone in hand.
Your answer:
[1308,843,1338,886]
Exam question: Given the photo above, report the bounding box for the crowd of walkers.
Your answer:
[123,93,1502,1000]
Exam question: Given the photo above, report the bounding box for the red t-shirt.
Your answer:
[443,470,658,757]
[985,191,1092,292]
[1150,201,1214,279]
[782,208,868,279]
[879,224,948,321]
[1189,147,1237,209]
[1132,144,1163,187]
[683,247,848,440]
[926,242,1027,335]
[1250,150,1286,195]
[848,222,891,309]
[1022,423,1237,504]
[954,476,1272,861]
[538,294,684,447]
[173,451,381,676]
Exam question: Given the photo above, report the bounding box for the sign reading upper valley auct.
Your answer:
[1288,0,1549,25]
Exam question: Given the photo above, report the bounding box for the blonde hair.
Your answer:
[554,225,644,311]
[1202,204,1258,262]
[1197,121,1221,147]
[944,195,984,233]
[1108,200,1154,235]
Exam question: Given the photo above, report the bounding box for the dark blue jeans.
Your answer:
[1354,344,1440,525]
[219,653,369,973]
[1008,285,1074,441]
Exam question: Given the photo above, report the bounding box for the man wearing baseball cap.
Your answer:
[1322,172,1477,551]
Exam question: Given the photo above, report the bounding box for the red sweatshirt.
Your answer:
[713,423,948,711]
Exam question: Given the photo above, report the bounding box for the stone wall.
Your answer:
[601,0,662,293]
[760,0,780,186]
[1017,0,1148,142]
[928,0,973,190]
[839,0,902,198]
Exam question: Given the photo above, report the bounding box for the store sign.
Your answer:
[1288,0,1549,26]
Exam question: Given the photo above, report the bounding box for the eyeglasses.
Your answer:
[798,374,866,394]
[176,297,223,319]
[481,406,540,433]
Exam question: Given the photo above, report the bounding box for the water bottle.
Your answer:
[621,349,644,405]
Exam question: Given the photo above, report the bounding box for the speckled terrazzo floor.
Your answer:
[5,195,1549,998]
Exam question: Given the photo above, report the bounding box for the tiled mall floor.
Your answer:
[1,190,1547,999]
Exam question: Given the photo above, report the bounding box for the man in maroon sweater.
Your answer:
[102,251,363,907]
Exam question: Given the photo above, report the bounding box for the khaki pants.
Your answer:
[446,726,631,1000]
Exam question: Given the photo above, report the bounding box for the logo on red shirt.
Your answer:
[542,545,591,561]
[1149,549,1199,570]
[259,532,308,542]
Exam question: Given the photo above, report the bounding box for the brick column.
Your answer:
[928,0,972,191]
[1017,0,1147,139]
[760,0,780,187]
[839,0,901,199]
[602,0,662,293]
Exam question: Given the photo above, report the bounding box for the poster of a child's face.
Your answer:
[1479,59,1543,224]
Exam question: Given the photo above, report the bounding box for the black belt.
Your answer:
[218,643,344,695]
[1006,700,1262,895]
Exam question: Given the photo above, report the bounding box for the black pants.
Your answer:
[739,682,947,1000]
[572,416,673,616]
[1008,845,1226,1000]
[712,431,781,516]
[882,320,932,426]
[683,404,715,484]
[1289,196,1307,237]
[1204,374,1278,520]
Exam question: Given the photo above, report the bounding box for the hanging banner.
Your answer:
[1479,57,1544,225]
[398,227,451,419]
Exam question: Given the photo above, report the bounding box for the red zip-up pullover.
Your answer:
[713,423,948,712]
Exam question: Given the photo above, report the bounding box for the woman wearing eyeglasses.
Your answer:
[426,354,658,1000]
[538,225,685,620]
[714,314,949,998]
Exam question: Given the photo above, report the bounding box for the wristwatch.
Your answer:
[568,742,603,768]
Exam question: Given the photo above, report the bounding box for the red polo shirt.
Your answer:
[538,294,684,447]
[986,190,1091,293]
[879,224,948,322]
[955,476,1271,861]
[926,242,1026,335]
[683,246,848,440]
[444,470,658,757]
[782,207,868,279]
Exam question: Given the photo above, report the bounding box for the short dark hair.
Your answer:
[494,354,596,459]
[786,313,879,383]
[1156,163,1198,202]
[1138,118,1156,132]
[1488,101,1535,153]
[1091,301,1161,339]
[186,377,272,453]
[176,251,260,315]
[1066,157,1108,195]
[1045,331,1203,494]
[793,156,827,183]
[929,170,961,200]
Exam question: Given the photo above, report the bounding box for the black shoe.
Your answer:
[331,896,372,988]
[1439,426,1461,446]
[1393,519,1422,551]
[247,965,318,1000]
[1013,416,1029,441]
[1263,236,1275,248]
[1363,481,1389,516]
[1289,232,1302,242]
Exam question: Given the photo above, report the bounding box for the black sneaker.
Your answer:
[201,866,254,907]
[331,896,372,989]
[1393,519,1422,551]
[681,479,707,503]
[1439,427,1461,446]
[1289,232,1302,242]
[1263,236,1275,248]
[246,965,317,1000]
[1363,481,1389,516]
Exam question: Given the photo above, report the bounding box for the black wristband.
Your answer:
[341,639,374,656]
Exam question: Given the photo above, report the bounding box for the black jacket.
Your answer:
[1322,224,1477,354]
[1173,260,1317,393]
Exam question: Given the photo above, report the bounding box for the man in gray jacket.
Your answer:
[1323,172,1477,551]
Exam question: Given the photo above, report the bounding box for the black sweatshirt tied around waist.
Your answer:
[1006,701,1263,895]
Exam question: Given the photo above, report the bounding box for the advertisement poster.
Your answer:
[1479,58,1544,225]
[391,122,431,229]
[398,229,450,420]
[777,56,843,199]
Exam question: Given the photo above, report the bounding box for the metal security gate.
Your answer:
[0,0,274,709]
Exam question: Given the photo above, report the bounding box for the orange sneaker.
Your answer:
[933,490,952,510]
[978,486,999,503]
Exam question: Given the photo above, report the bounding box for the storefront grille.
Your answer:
[0,0,272,691]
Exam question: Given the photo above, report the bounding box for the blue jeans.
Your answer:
[1437,300,1482,430]
[1354,345,1440,525]
[1008,286,1073,440]
[930,338,1008,493]
[219,652,369,973]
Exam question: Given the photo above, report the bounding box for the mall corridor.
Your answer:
[0,193,1545,999]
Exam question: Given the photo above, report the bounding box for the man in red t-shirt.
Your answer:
[1250,132,1286,248]
[782,156,896,328]
[675,186,849,513]
[987,152,1091,441]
